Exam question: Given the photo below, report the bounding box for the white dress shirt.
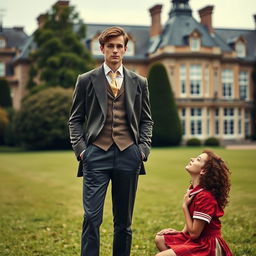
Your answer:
[103,62,124,89]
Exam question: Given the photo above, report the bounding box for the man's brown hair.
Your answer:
[98,26,129,46]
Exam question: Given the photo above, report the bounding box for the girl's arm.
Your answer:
[182,191,206,240]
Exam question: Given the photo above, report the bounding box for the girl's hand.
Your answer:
[157,228,180,235]
[182,190,194,208]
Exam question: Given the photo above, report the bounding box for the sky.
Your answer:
[1,0,256,35]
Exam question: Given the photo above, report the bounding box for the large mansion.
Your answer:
[0,0,255,141]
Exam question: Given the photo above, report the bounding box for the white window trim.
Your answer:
[180,64,186,97]
[190,37,200,52]
[223,108,235,138]
[190,65,202,97]
[190,108,203,137]
[222,69,233,99]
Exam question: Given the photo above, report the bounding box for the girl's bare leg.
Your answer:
[155,235,169,251]
[155,249,177,256]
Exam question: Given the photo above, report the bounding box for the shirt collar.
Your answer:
[188,185,204,196]
[103,62,124,77]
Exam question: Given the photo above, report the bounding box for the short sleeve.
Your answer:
[193,191,217,223]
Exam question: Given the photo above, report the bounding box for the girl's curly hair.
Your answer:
[199,150,231,208]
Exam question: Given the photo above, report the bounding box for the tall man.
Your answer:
[68,26,153,256]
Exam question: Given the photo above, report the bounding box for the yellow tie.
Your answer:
[109,71,119,97]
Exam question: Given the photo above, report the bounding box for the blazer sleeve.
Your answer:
[68,75,87,160]
[138,77,153,161]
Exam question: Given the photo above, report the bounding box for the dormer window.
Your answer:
[235,41,246,58]
[189,30,201,51]
[190,37,200,51]
[91,38,102,55]
[125,39,135,56]
[0,38,6,48]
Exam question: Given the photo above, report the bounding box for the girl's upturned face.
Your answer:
[185,153,208,175]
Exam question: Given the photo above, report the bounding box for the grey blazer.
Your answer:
[68,65,153,177]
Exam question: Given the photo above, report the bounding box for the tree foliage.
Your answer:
[148,63,182,146]
[0,78,12,108]
[0,107,9,145]
[14,87,72,149]
[28,2,95,89]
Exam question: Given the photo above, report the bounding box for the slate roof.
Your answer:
[215,28,256,61]
[0,27,28,50]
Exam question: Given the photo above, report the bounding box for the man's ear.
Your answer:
[200,169,206,175]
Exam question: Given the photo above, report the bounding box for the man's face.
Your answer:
[100,35,127,67]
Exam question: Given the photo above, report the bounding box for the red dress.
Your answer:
[164,185,233,256]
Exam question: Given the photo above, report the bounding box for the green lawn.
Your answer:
[0,147,255,256]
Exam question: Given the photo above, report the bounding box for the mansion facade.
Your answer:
[1,0,255,142]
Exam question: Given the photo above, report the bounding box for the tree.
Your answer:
[0,78,12,108]
[0,107,9,145]
[28,2,95,89]
[14,87,72,149]
[148,63,182,146]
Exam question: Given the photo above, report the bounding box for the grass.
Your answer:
[0,147,255,255]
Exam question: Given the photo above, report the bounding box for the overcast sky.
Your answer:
[1,0,255,35]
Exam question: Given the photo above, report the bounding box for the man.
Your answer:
[68,26,153,256]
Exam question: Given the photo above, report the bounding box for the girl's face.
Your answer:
[185,153,208,175]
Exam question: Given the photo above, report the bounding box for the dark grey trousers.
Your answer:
[81,143,141,256]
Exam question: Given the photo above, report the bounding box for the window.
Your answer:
[239,71,248,100]
[215,109,219,135]
[0,62,5,77]
[0,38,6,48]
[91,39,102,55]
[236,41,246,57]
[190,108,202,135]
[126,40,135,56]
[223,108,234,135]
[204,65,209,96]
[222,69,233,98]
[180,64,186,95]
[238,108,242,134]
[206,108,210,135]
[180,108,186,135]
[190,65,202,96]
[245,110,250,137]
[190,38,200,51]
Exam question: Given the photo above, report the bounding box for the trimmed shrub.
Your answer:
[0,107,9,145]
[148,63,182,146]
[186,138,201,146]
[14,87,72,149]
[204,137,220,146]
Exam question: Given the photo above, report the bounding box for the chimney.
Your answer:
[254,14,256,30]
[55,1,69,7]
[13,26,24,32]
[198,5,214,34]
[149,4,162,37]
[37,14,46,28]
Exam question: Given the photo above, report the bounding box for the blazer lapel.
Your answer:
[124,67,138,122]
[91,66,108,119]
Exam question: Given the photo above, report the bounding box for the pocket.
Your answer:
[134,144,142,161]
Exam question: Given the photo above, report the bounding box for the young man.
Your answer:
[68,26,153,256]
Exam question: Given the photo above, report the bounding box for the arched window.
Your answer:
[189,30,201,51]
